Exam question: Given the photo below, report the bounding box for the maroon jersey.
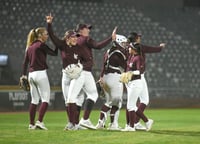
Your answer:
[47,23,82,68]
[139,44,162,73]
[22,40,58,75]
[77,35,112,71]
[100,42,129,77]
[127,54,144,80]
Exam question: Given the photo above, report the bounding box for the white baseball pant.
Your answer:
[67,70,98,104]
[28,70,50,104]
[103,73,123,107]
[62,71,85,107]
[126,79,143,111]
[139,74,149,105]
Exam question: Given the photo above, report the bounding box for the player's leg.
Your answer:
[122,80,142,131]
[113,101,122,128]
[107,73,123,130]
[96,101,111,129]
[135,74,150,130]
[79,71,98,129]
[34,70,50,130]
[61,72,75,130]
[96,74,111,129]
[75,90,86,130]
[28,72,40,130]
[67,72,85,129]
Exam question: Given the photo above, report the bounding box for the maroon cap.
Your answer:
[64,30,80,39]
[75,23,92,32]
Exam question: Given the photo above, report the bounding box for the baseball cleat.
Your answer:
[135,122,146,131]
[64,122,74,130]
[28,124,36,130]
[121,125,136,132]
[96,119,105,129]
[145,119,154,131]
[79,118,96,130]
[35,120,48,130]
[107,123,121,131]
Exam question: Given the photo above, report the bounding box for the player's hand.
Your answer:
[160,43,166,48]
[98,77,104,87]
[112,26,117,41]
[46,13,53,24]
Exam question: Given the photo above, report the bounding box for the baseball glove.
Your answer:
[96,81,105,98]
[63,63,83,79]
[119,71,133,83]
[19,76,30,91]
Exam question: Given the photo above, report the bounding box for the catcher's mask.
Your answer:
[116,34,128,48]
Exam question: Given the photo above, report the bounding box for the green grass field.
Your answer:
[0,109,200,144]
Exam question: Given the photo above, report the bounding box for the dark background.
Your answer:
[0,0,200,110]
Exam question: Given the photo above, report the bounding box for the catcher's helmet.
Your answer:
[116,34,127,48]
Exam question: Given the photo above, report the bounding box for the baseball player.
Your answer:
[21,27,58,130]
[66,23,117,129]
[127,32,165,130]
[121,43,153,132]
[46,14,85,130]
[96,34,129,130]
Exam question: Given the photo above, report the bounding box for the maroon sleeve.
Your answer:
[100,51,107,77]
[87,36,112,49]
[141,44,162,53]
[42,43,58,56]
[47,23,64,49]
[135,56,142,73]
[22,52,29,75]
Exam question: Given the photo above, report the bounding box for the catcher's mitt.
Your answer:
[19,76,30,91]
[119,71,133,83]
[63,63,83,79]
[96,81,105,98]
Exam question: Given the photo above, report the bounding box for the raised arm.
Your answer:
[46,13,64,48]
[141,43,166,53]
[87,26,117,49]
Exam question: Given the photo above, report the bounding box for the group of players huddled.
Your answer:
[21,13,165,132]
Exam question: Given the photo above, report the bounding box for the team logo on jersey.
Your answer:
[129,63,133,67]
[74,54,78,59]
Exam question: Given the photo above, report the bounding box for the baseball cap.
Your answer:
[127,32,141,42]
[64,30,80,39]
[75,23,92,32]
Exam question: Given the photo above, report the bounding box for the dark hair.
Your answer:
[130,43,141,55]
[127,32,141,43]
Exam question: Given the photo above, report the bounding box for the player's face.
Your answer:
[129,47,137,55]
[41,30,49,42]
[135,37,141,43]
[80,28,90,36]
[67,36,78,46]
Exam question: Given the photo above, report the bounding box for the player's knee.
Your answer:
[31,99,39,105]
[141,100,149,105]
[127,105,137,112]
[112,98,121,106]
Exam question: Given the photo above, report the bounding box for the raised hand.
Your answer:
[160,43,166,48]
[46,13,53,24]
[112,26,118,41]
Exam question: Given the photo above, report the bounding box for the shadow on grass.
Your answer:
[151,130,200,137]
